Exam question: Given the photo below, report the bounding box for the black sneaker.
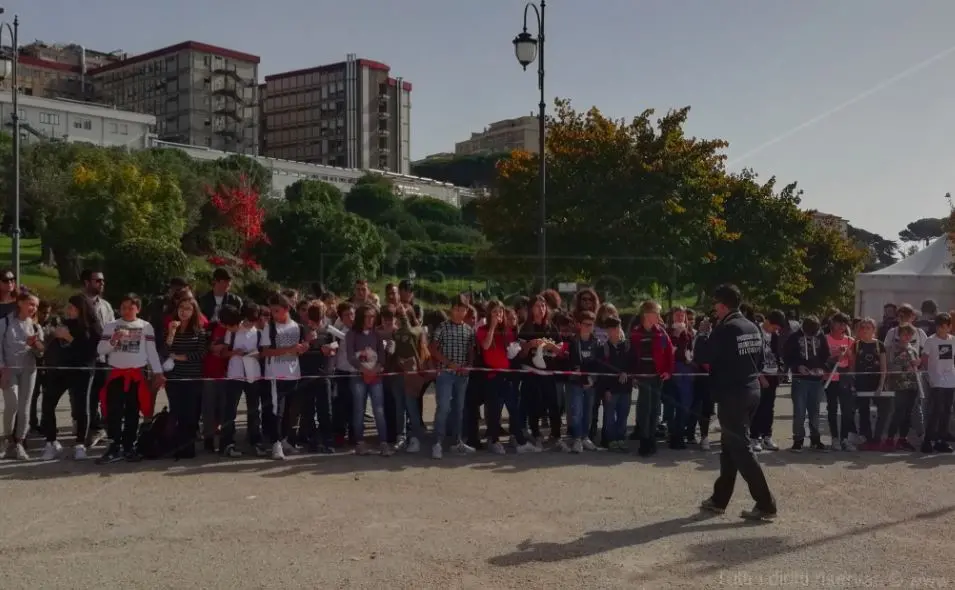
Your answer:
[254,443,269,458]
[921,441,936,453]
[790,440,804,452]
[637,439,656,457]
[96,445,125,465]
[203,438,216,453]
[809,440,827,452]
[669,438,687,450]
[700,498,725,515]
[222,444,242,458]
[897,439,917,452]
[124,450,143,462]
[741,506,777,522]
[934,441,954,453]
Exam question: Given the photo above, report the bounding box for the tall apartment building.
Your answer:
[90,41,260,154]
[0,41,123,100]
[262,54,410,173]
[455,114,540,156]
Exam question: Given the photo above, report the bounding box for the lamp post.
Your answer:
[0,9,18,288]
[513,0,546,291]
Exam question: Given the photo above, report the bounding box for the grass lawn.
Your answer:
[0,236,73,302]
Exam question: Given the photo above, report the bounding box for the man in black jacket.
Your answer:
[198,268,243,325]
[697,284,777,521]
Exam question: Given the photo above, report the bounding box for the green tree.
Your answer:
[899,217,945,246]
[410,152,508,187]
[847,224,897,271]
[403,195,462,226]
[344,174,402,223]
[691,171,810,307]
[104,237,188,299]
[285,178,344,209]
[260,180,385,292]
[799,225,867,313]
[479,98,730,290]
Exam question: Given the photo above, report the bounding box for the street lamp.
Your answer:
[513,1,546,291]
[0,8,19,289]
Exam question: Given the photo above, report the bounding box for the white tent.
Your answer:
[854,237,955,318]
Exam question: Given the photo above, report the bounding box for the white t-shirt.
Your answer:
[334,323,355,372]
[225,327,262,383]
[260,319,302,380]
[212,295,224,323]
[923,334,955,388]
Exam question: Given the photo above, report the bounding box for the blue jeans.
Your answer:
[568,384,595,439]
[791,378,823,442]
[389,376,426,442]
[602,390,632,443]
[433,371,468,445]
[350,377,387,442]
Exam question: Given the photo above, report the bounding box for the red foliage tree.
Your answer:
[206,174,269,268]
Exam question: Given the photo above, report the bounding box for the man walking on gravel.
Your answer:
[696,284,777,521]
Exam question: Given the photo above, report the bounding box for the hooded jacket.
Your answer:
[782,329,831,379]
[695,310,763,398]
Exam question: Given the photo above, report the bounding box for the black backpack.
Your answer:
[134,407,177,460]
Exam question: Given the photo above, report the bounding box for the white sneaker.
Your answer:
[533,437,544,451]
[452,442,476,455]
[700,437,711,451]
[280,439,297,455]
[270,441,286,460]
[41,441,61,461]
[394,438,408,451]
[750,438,763,452]
[489,442,506,455]
[516,442,540,454]
[14,443,29,460]
[406,437,421,453]
[73,444,88,460]
[555,439,572,453]
[0,440,9,459]
[355,441,373,456]
[380,442,394,457]
[841,438,857,452]
[582,438,598,451]
[571,439,584,454]
[431,443,443,459]
[88,429,108,448]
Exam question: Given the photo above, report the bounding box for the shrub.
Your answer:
[103,238,188,300]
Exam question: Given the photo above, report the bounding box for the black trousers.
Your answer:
[464,372,486,446]
[688,377,713,440]
[221,380,253,448]
[522,374,560,440]
[887,389,918,439]
[710,390,777,513]
[298,376,334,446]
[925,387,955,443]
[382,378,398,444]
[857,395,893,442]
[750,379,778,440]
[89,361,109,433]
[105,376,143,452]
[332,370,354,444]
[263,379,298,444]
[41,368,95,445]
[166,379,201,450]
[824,381,855,441]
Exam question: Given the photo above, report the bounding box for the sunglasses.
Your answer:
[1,277,15,283]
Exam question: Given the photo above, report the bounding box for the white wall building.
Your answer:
[0,91,156,149]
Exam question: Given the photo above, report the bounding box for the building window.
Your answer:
[109,122,118,133]
[73,118,92,130]
[16,109,25,120]
[120,124,129,135]
[38,112,59,125]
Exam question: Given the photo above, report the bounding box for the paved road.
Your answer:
[1,386,953,589]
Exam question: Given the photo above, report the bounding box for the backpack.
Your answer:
[134,407,177,460]
[267,320,306,349]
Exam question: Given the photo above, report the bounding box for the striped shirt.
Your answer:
[166,330,208,379]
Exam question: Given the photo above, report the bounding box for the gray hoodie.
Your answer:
[0,313,41,370]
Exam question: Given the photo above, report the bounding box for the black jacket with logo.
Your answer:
[696,310,763,399]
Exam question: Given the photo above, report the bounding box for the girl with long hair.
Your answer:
[345,304,390,456]
[40,294,102,460]
[517,295,563,449]
[0,292,45,460]
[164,296,208,459]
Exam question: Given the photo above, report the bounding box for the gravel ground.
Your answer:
[1,386,954,589]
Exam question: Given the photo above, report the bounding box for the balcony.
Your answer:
[214,103,242,122]
[378,110,390,120]
[377,127,390,137]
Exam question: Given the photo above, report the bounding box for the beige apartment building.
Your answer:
[262,54,410,172]
[90,41,260,154]
[455,114,540,156]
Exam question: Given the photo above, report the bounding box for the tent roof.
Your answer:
[868,237,954,276]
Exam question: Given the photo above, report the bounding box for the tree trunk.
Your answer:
[40,241,54,266]
[52,246,80,286]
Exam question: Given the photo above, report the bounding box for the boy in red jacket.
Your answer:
[629,300,675,456]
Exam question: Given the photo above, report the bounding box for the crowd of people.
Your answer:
[0,266,952,472]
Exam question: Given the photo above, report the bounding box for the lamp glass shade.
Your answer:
[0,58,12,80]
[513,32,538,67]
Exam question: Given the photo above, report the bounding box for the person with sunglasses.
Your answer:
[0,269,17,319]
[80,269,114,448]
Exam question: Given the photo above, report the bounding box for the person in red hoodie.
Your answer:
[629,300,675,456]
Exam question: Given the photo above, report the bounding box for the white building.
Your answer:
[0,91,156,149]
[151,139,476,207]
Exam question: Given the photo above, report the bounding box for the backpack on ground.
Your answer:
[134,407,177,460]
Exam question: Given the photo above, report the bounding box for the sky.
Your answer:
[6,0,955,238]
